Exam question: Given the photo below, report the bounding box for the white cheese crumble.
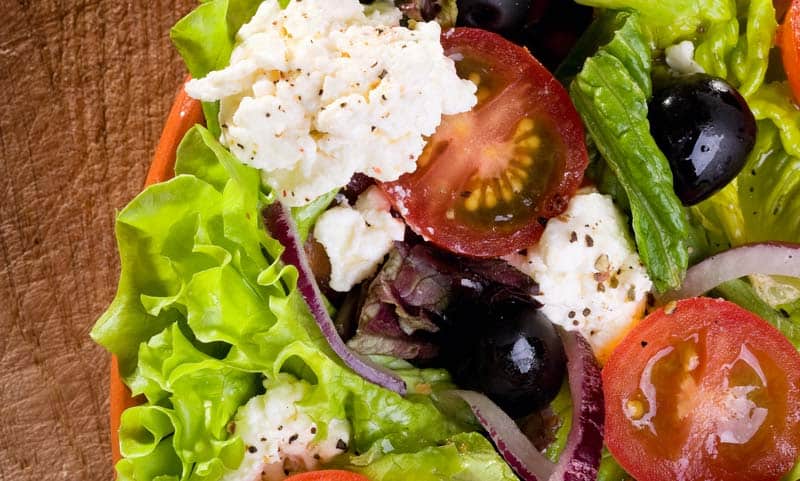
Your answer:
[185,0,477,206]
[665,40,705,75]
[505,192,653,361]
[221,374,351,481]
[314,186,405,292]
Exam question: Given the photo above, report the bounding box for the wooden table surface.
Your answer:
[0,1,196,478]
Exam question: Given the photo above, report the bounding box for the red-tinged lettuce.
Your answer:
[348,242,540,360]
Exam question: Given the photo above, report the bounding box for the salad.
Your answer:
[91,0,800,480]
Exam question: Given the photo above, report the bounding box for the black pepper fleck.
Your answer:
[582,307,591,316]
[310,427,317,434]
[336,439,348,451]
[568,310,576,318]
[248,446,257,453]
[585,235,594,247]
[640,340,648,348]
[569,231,577,243]
[288,434,299,444]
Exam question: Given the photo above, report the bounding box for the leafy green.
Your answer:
[694,0,776,97]
[574,0,776,97]
[555,11,632,85]
[690,120,800,255]
[570,11,689,291]
[93,120,511,481]
[748,82,800,159]
[350,432,517,481]
[170,0,267,136]
[711,279,800,348]
[574,0,732,48]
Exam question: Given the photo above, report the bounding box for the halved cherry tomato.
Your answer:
[603,297,800,481]
[284,470,371,481]
[779,0,800,103]
[380,28,588,258]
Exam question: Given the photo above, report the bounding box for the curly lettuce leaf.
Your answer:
[691,119,800,255]
[694,0,776,97]
[94,120,509,481]
[575,0,775,97]
[349,432,517,481]
[170,0,270,136]
[570,11,689,291]
[748,82,800,159]
[574,0,732,47]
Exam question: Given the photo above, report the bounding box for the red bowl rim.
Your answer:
[109,80,204,467]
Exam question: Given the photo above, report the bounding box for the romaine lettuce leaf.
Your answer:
[569,11,690,291]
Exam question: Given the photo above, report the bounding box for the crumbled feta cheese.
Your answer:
[314,186,405,292]
[665,40,705,75]
[222,374,351,481]
[505,193,652,361]
[186,0,477,206]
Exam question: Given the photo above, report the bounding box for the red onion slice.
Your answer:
[451,390,557,481]
[550,329,604,481]
[263,201,407,395]
[450,329,604,481]
[661,242,800,302]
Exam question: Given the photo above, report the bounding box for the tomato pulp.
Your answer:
[780,0,800,103]
[603,298,800,481]
[380,28,588,258]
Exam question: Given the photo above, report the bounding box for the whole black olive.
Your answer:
[456,0,532,34]
[444,300,566,418]
[648,73,757,206]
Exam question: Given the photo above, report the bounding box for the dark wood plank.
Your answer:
[0,0,194,478]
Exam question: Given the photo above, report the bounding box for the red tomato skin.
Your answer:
[603,297,800,481]
[284,470,371,481]
[781,0,800,104]
[381,27,588,258]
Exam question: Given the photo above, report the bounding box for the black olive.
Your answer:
[456,0,532,34]
[444,300,566,418]
[648,73,757,206]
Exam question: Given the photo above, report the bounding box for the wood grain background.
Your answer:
[0,1,195,478]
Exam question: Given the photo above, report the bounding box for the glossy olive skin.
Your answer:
[444,300,566,418]
[456,0,532,34]
[648,74,757,206]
